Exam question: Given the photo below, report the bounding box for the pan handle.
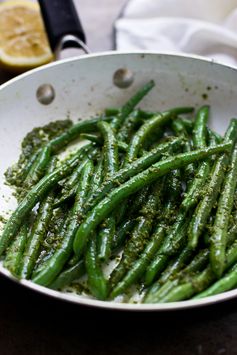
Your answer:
[38,0,90,55]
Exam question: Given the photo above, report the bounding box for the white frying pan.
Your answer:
[1,0,237,311]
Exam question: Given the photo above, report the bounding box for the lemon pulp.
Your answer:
[0,0,53,72]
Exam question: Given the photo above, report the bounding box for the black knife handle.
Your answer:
[38,0,86,52]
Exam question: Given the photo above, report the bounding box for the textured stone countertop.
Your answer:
[1,1,237,354]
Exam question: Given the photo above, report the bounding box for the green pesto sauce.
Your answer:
[0,215,6,224]
[35,206,68,269]
[4,119,73,194]
[64,282,89,295]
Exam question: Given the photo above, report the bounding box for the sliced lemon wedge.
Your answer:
[0,0,54,72]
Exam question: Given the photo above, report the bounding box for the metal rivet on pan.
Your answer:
[36,84,55,105]
[113,68,134,89]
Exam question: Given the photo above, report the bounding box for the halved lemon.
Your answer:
[0,0,54,72]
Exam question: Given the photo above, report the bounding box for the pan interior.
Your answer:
[1,52,237,310]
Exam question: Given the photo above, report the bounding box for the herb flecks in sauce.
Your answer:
[4,119,73,197]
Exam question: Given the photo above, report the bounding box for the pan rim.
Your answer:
[1,50,237,92]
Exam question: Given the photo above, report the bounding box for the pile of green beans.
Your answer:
[1,80,237,304]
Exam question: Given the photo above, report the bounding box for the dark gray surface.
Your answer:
[1,1,237,354]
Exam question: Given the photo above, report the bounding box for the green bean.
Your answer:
[193,106,209,148]
[114,203,128,227]
[165,169,182,202]
[188,119,237,249]
[80,133,128,152]
[32,160,94,286]
[187,106,209,186]
[31,212,72,279]
[160,212,191,256]
[181,248,210,274]
[97,216,115,262]
[54,144,98,207]
[54,158,88,207]
[66,253,80,268]
[49,117,111,153]
[165,107,194,115]
[147,269,205,303]
[194,263,237,299]
[111,80,155,131]
[22,145,51,190]
[171,119,195,182]
[158,282,195,302]
[144,279,180,303]
[73,142,232,257]
[179,117,194,133]
[80,133,101,145]
[21,115,110,191]
[65,156,105,268]
[171,118,189,136]
[3,225,28,277]
[111,219,136,252]
[81,158,105,259]
[146,224,237,302]
[180,107,211,211]
[207,128,223,144]
[118,185,150,230]
[110,215,153,287]
[144,180,186,284]
[110,181,163,287]
[85,234,108,300]
[61,149,95,192]
[33,207,69,275]
[97,121,119,261]
[143,248,210,303]
[178,106,210,209]
[136,109,157,119]
[17,149,40,186]
[88,156,104,196]
[19,157,57,279]
[121,112,165,211]
[227,224,237,247]
[116,141,129,152]
[144,253,169,287]
[165,169,182,206]
[110,226,165,298]
[0,144,92,257]
[127,186,150,218]
[84,137,183,212]
[226,239,237,266]
[19,190,55,279]
[158,239,237,302]
[54,143,98,207]
[144,249,209,302]
[104,108,120,116]
[49,260,85,290]
[210,144,237,277]
[124,110,189,165]
[162,172,182,225]
[97,121,119,178]
[181,161,211,211]
[149,221,237,303]
[117,110,144,143]
[158,247,194,285]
